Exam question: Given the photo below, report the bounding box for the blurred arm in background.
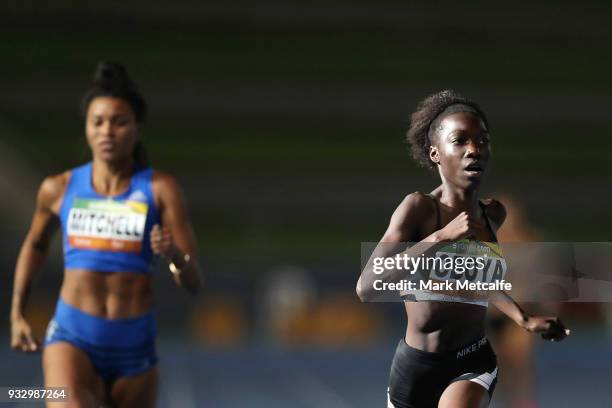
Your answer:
[151,171,203,295]
[10,173,67,352]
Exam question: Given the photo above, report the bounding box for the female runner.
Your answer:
[357,90,569,408]
[10,61,203,407]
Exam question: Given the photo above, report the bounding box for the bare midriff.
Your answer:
[60,269,153,319]
[404,301,486,352]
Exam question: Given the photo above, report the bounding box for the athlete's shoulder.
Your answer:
[396,191,436,216]
[151,170,181,191]
[388,191,436,230]
[151,170,186,206]
[38,171,70,209]
[481,198,506,226]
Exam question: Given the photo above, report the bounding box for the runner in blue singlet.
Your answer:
[10,61,203,408]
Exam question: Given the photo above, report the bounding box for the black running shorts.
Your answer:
[387,336,498,408]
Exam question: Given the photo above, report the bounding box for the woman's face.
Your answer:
[430,111,491,189]
[86,97,139,164]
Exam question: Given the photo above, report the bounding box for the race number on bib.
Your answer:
[67,198,148,253]
[429,241,507,284]
[411,240,507,303]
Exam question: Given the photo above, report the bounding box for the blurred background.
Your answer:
[1,1,611,407]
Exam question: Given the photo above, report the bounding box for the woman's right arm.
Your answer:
[10,174,66,353]
[356,192,482,301]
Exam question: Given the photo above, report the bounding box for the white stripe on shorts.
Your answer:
[387,387,396,408]
[467,367,498,390]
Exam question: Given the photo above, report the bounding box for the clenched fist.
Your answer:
[524,316,571,342]
[150,224,176,258]
[437,211,484,241]
[11,317,40,353]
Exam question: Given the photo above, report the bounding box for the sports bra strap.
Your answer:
[478,200,498,243]
[426,193,442,230]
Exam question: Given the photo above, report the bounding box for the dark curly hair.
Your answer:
[81,61,149,166]
[406,90,489,170]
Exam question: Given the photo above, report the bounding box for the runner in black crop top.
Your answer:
[356,91,570,408]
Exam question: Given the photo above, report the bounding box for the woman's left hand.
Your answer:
[523,315,571,341]
[150,224,176,258]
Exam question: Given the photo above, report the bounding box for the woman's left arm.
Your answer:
[487,199,569,341]
[490,290,570,341]
[151,171,204,295]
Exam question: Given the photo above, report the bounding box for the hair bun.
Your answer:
[82,61,146,123]
[93,61,131,88]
